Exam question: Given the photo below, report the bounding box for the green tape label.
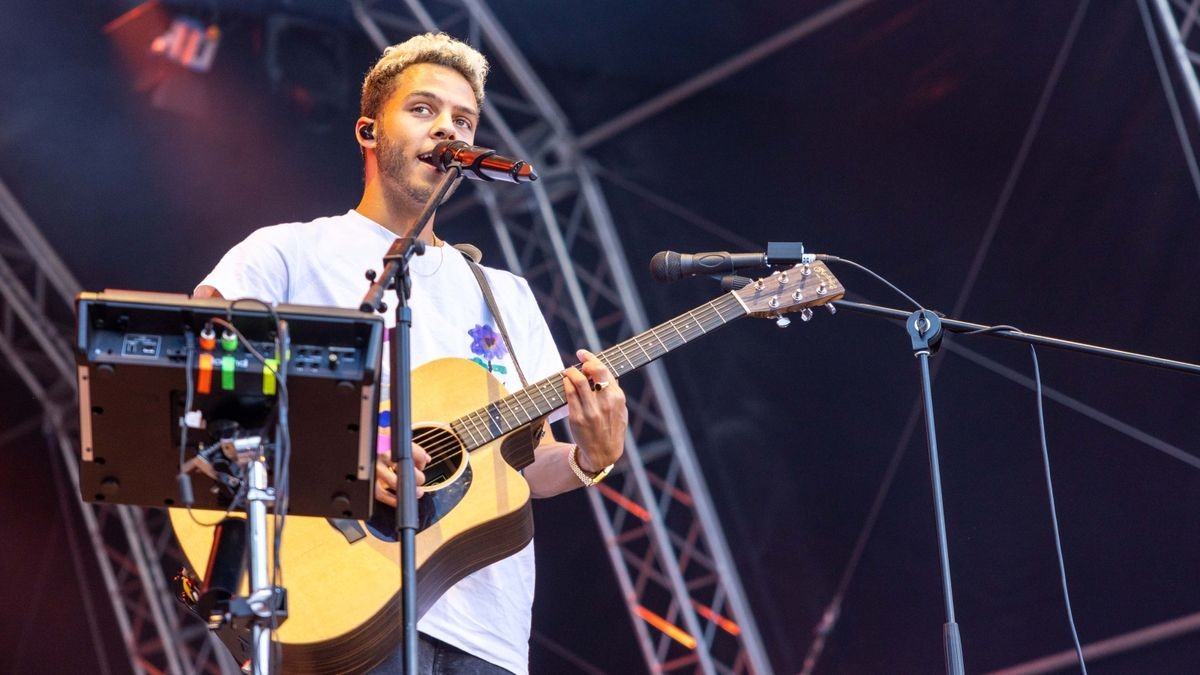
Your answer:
[221,355,236,391]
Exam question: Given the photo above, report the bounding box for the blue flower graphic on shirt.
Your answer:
[468,324,508,374]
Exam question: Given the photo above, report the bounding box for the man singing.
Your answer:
[195,32,628,674]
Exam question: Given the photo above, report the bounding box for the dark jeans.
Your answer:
[368,633,515,675]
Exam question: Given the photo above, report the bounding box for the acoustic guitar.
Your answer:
[170,262,845,672]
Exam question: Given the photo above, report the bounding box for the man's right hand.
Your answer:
[374,443,431,506]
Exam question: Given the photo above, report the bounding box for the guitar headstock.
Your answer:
[733,261,846,319]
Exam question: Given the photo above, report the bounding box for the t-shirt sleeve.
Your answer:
[195,226,291,303]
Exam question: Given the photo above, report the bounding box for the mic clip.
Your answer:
[764,241,813,267]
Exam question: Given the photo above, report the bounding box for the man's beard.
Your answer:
[376,131,433,210]
[375,131,464,216]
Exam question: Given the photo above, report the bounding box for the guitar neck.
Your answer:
[451,292,747,449]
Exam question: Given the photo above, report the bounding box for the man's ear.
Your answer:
[356,117,376,148]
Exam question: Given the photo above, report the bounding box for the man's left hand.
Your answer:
[562,349,628,472]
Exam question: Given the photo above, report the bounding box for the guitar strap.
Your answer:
[456,245,530,388]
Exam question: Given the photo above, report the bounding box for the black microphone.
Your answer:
[650,242,818,282]
[429,140,538,183]
[650,251,768,282]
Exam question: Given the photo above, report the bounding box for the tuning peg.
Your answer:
[378,301,388,313]
[365,269,377,281]
[826,303,837,315]
[800,308,814,322]
[774,313,791,328]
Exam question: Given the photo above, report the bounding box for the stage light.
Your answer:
[150,16,221,73]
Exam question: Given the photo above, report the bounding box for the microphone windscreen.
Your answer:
[649,251,681,282]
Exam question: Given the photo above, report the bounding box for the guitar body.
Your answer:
[169,357,538,673]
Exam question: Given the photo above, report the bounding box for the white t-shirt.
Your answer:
[198,209,565,675]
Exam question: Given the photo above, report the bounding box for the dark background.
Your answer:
[3,1,1200,673]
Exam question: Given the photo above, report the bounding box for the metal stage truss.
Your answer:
[0,178,238,674]
[1144,0,1200,201]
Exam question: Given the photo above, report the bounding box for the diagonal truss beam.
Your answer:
[1149,0,1200,129]
[1142,0,1200,200]
[576,0,876,150]
[984,611,1200,675]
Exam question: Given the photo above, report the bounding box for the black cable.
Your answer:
[790,264,1089,674]
[178,328,196,496]
[960,324,1022,336]
[212,301,291,661]
[818,255,925,311]
[171,300,290,668]
[226,301,289,578]
[178,330,245,527]
[272,318,291,667]
[1029,344,1088,673]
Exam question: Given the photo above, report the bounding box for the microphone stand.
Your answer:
[825,298,1200,675]
[360,161,464,675]
[904,308,964,675]
[833,299,1200,376]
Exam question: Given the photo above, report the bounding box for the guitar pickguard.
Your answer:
[364,463,474,542]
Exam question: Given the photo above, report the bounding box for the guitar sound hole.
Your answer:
[414,425,465,488]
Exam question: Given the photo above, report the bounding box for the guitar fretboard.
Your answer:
[450,292,747,450]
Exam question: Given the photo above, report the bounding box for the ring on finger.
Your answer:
[590,379,611,392]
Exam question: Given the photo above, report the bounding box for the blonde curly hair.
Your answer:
[360,32,489,118]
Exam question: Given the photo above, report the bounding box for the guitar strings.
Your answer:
[440,307,724,459]
[413,315,720,468]
[411,280,831,471]
[405,297,741,468]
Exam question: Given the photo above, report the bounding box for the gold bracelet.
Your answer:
[568,445,614,487]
